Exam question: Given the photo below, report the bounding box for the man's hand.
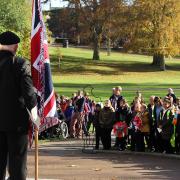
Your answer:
[27,106,40,130]
[31,106,40,130]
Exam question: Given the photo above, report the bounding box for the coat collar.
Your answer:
[0,50,14,58]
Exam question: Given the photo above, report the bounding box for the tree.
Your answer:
[0,0,31,58]
[66,0,122,60]
[67,0,82,45]
[126,0,180,70]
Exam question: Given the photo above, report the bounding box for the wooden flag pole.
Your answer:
[35,128,39,180]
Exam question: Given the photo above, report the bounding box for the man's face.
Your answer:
[149,97,154,105]
[9,44,18,54]
[115,89,120,95]
[168,89,173,94]
[0,43,18,54]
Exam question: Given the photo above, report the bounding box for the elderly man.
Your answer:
[0,31,37,180]
[167,88,176,104]
[109,86,123,111]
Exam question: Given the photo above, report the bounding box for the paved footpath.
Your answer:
[27,140,180,180]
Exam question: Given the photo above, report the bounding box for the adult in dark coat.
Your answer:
[109,86,123,111]
[0,31,37,180]
[167,88,176,104]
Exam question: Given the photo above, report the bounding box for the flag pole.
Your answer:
[35,128,39,180]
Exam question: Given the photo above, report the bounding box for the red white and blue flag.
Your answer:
[31,0,58,134]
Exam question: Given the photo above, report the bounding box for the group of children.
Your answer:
[55,87,180,154]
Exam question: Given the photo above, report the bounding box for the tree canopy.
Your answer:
[126,0,180,70]
[0,0,179,71]
[0,0,31,58]
[66,0,124,60]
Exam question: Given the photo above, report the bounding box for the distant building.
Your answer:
[42,0,68,11]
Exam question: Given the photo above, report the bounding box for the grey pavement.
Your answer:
[27,140,180,180]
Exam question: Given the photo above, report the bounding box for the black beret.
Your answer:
[0,31,20,45]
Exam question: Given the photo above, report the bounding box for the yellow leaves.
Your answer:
[128,0,180,56]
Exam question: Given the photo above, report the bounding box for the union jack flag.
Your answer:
[31,0,58,133]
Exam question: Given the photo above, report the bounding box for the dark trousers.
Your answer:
[176,134,180,153]
[136,131,151,152]
[101,128,112,150]
[155,131,164,153]
[129,129,136,151]
[115,137,127,150]
[144,133,151,150]
[95,127,101,149]
[135,131,145,152]
[82,115,88,136]
[162,138,174,154]
[87,114,94,133]
[149,127,157,151]
[0,131,28,180]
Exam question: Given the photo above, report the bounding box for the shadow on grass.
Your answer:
[166,64,180,71]
[50,55,162,75]
[54,82,180,90]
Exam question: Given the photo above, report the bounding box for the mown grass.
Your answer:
[49,46,180,103]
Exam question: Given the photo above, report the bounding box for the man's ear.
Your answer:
[14,44,18,53]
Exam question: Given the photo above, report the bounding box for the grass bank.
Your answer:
[49,46,180,103]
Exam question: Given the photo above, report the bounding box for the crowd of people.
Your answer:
[55,87,180,154]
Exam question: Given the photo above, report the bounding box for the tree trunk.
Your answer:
[93,33,100,60]
[77,34,80,45]
[107,38,111,56]
[152,53,166,71]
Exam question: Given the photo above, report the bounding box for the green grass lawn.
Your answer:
[49,46,180,103]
